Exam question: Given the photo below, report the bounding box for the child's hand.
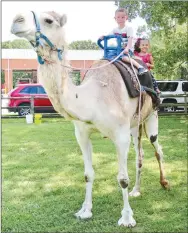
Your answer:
[146,63,151,67]
[123,48,129,54]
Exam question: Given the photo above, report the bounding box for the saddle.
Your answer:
[111,59,160,109]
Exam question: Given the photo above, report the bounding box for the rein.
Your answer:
[30,11,63,64]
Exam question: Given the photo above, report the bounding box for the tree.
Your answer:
[136,25,149,38]
[1,71,5,84]
[13,71,32,87]
[2,39,32,49]
[69,40,99,50]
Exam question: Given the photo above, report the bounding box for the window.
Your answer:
[19,86,38,94]
[157,82,178,92]
[182,82,188,92]
[30,87,38,94]
[37,86,46,94]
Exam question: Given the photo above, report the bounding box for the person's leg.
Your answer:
[151,73,161,94]
[122,56,148,75]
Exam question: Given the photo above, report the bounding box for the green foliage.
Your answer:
[2,39,32,49]
[13,72,32,87]
[117,1,188,80]
[1,71,5,84]
[2,116,187,232]
[71,71,81,85]
[136,25,149,37]
[140,1,188,29]
[151,23,187,80]
[69,40,99,50]
[119,0,141,20]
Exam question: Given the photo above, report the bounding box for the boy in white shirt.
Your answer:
[100,8,148,75]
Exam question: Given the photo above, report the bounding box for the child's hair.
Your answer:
[134,37,150,52]
[115,8,128,16]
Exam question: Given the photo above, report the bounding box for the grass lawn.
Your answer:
[2,116,187,232]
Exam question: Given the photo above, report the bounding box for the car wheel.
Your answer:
[18,103,31,116]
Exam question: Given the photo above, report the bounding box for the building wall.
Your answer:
[2,58,95,92]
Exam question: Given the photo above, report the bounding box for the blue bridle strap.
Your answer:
[30,11,63,65]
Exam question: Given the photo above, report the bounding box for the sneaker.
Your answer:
[155,88,161,94]
[138,67,148,75]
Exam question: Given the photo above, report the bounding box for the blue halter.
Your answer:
[30,11,63,65]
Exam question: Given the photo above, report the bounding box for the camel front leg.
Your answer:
[144,112,170,189]
[114,125,136,227]
[129,125,144,197]
[73,121,94,219]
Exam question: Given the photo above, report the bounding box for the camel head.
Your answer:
[11,11,67,51]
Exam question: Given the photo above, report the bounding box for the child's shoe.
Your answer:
[156,88,161,94]
[138,67,148,75]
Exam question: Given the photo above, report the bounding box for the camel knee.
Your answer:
[119,179,129,188]
[150,134,158,144]
[84,171,95,183]
[118,174,129,188]
[138,161,143,169]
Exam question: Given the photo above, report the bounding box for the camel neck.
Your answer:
[38,58,89,121]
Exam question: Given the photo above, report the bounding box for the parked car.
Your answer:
[157,80,188,112]
[8,84,56,116]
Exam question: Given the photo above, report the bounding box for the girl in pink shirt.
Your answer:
[134,38,160,93]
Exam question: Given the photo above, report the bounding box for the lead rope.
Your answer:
[60,50,125,71]
[127,53,142,130]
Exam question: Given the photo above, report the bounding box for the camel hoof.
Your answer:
[75,208,92,219]
[160,180,170,190]
[118,216,136,227]
[129,190,141,197]
[129,187,141,197]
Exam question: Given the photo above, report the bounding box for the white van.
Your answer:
[157,80,188,112]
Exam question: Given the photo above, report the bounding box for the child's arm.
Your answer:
[124,25,134,53]
[146,55,154,69]
[124,37,133,53]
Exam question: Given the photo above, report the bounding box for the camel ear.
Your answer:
[60,14,67,27]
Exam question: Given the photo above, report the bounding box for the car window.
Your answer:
[37,86,46,94]
[157,82,178,92]
[19,86,38,94]
[30,87,38,94]
[182,82,188,92]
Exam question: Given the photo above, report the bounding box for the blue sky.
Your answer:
[2,1,146,43]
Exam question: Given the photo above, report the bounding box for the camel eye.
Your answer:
[14,17,24,23]
[44,18,53,24]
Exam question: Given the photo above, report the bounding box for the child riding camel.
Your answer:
[100,8,148,76]
[134,37,161,94]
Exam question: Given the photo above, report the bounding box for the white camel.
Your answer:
[11,11,169,227]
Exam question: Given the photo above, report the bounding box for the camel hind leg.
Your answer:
[144,111,170,189]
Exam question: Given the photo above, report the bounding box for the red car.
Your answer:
[8,84,55,116]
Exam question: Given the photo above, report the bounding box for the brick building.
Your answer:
[2,49,103,92]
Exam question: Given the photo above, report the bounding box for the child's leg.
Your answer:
[122,56,140,69]
[151,74,161,94]
[122,56,148,75]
